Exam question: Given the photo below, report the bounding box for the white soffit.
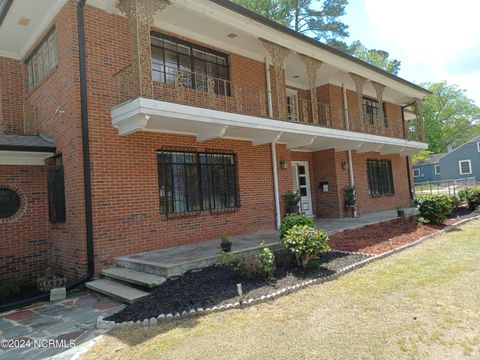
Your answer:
[0,0,68,59]
[0,151,52,165]
[111,98,427,156]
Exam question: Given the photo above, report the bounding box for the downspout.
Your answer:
[265,58,281,228]
[402,106,414,201]
[0,0,94,312]
[342,84,357,217]
[76,0,95,279]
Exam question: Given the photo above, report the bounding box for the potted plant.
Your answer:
[285,191,301,214]
[396,207,405,218]
[220,235,232,252]
[344,186,356,207]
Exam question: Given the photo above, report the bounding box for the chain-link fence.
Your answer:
[414,177,477,197]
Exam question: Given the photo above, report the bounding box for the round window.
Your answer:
[0,188,21,219]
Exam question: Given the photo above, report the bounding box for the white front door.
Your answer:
[291,161,313,216]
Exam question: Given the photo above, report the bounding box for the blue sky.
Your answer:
[342,0,480,105]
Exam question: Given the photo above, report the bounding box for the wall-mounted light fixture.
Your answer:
[341,159,347,171]
[280,160,288,169]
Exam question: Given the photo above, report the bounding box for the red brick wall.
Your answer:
[23,0,87,281]
[0,166,49,286]
[0,57,24,134]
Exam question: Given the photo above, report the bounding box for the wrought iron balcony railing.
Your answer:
[113,64,418,140]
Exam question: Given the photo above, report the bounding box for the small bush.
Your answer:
[0,283,21,301]
[282,225,330,268]
[217,251,245,274]
[280,214,315,239]
[450,196,461,210]
[457,188,472,202]
[465,189,480,210]
[258,244,275,280]
[413,194,453,224]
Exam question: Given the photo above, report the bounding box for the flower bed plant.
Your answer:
[413,194,453,224]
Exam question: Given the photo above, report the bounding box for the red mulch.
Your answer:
[329,217,461,255]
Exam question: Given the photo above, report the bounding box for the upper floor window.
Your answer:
[477,142,480,152]
[458,160,472,175]
[151,34,230,96]
[367,159,394,197]
[363,97,387,128]
[413,168,420,177]
[27,31,57,89]
[434,164,441,175]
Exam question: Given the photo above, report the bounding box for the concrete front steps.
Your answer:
[85,267,166,304]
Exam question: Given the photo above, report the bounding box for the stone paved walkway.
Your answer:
[0,290,124,360]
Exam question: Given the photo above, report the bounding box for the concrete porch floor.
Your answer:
[115,208,416,277]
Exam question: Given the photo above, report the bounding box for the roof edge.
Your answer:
[209,0,431,96]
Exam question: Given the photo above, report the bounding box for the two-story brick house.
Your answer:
[0,0,428,295]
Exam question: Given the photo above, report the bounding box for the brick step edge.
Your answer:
[96,214,480,330]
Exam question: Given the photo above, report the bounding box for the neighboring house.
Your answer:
[0,0,428,290]
[438,136,480,181]
[413,153,445,184]
[413,136,480,184]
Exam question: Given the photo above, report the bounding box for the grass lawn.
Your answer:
[83,219,480,360]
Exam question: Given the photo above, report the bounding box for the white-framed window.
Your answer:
[434,165,441,175]
[477,142,480,152]
[458,160,472,175]
[413,168,421,177]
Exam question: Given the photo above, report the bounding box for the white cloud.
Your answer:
[362,0,480,104]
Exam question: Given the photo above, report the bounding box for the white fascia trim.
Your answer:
[0,151,52,166]
[111,98,428,151]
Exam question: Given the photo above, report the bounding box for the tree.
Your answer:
[421,82,480,153]
[412,150,432,164]
[233,0,350,44]
[347,40,401,75]
[233,0,401,74]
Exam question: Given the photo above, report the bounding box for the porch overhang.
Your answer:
[0,134,56,165]
[111,98,428,156]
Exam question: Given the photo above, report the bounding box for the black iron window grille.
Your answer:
[366,159,395,197]
[47,154,66,223]
[151,33,230,96]
[363,97,388,128]
[158,149,239,217]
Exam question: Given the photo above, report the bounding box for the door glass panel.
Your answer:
[299,177,306,186]
[298,165,305,175]
[300,188,307,197]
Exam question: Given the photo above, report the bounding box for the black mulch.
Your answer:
[448,207,476,219]
[106,250,371,323]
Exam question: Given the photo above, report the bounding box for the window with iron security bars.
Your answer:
[363,97,388,128]
[366,159,395,197]
[157,149,240,217]
[47,154,66,223]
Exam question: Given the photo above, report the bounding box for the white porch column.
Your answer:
[343,84,357,217]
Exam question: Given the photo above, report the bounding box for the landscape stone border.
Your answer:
[96,214,480,330]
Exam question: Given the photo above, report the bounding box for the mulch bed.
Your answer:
[330,208,476,255]
[106,250,370,323]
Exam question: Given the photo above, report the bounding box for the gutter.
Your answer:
[209,0,431,96]
[0,0,93,312]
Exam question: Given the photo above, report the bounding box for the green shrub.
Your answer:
[258,243,275,280]
[413,194,453,224]
[282,225,330,268]
[0,283,21,301]
[217,251,245,274]
[465,189,480,210]
[279,214,315,239]
[450,196,461,210]
[457,188,472,202]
